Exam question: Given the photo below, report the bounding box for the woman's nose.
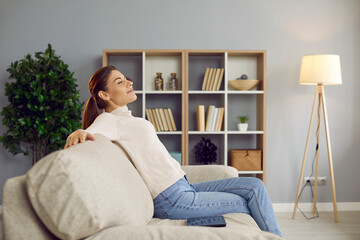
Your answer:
[126,79,133,86]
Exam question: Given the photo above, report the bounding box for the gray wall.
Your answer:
[1,0,359,204]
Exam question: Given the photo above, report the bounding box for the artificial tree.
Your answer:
[0,44,84,164]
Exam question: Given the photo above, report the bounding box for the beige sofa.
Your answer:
[2,134,283,240]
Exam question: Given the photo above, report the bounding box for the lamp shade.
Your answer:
[299,54,342,85]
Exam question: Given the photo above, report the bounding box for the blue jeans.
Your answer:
[153,176,282,237]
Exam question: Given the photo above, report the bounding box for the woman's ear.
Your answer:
[98,91,110,101]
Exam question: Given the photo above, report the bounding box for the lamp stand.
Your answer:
[292,84,338,222]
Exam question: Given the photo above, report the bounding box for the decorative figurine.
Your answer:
[155,72,163,90]
[194,137,217,165]
[236,74,248,80]
[169,73,179,90]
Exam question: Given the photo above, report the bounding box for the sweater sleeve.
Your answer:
[83,113,118,140]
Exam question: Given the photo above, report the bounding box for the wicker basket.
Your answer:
[229,150,262,171]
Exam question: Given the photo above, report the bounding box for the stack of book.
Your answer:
[197,105,224,132]
[201,68,225,91]
[145,108,177,132]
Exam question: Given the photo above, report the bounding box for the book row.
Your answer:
[201,68,225,91]
[146,108,177,132]
[197,105,224,132]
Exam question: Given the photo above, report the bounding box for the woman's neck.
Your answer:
[105,104,127,113]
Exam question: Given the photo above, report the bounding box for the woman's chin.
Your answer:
[130,94,137,103]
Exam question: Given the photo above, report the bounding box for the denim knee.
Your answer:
[246,177,265,194]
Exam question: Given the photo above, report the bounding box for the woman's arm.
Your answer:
[64,113,117,149]
[64,130,96,149]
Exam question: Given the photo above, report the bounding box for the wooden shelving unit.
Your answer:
[102,49,266,182]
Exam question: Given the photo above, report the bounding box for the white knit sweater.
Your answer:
[84,106,185,199]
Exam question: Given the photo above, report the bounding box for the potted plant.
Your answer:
[237,114,249,131]
[0,44,84,165]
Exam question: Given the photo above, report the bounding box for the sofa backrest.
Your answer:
[25,134,154,240]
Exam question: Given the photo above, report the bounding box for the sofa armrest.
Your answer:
[2,176,57,240]
[181,165,238,184]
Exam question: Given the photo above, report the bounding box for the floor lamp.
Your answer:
[292,54,342,222]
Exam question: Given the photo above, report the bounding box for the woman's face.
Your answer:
[100,70,137,110]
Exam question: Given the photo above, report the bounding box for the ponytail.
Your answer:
[82,97,100,129]
[82,65,117,129]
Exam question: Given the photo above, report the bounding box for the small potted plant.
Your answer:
[237,114,249,131]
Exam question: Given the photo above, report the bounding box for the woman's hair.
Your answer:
[82,65,116,129]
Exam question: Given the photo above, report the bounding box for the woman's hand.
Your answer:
[64,130,96,149]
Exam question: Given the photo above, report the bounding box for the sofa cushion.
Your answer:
[85,213,283,240]
[26,134,154,240]
[181,165,238,184]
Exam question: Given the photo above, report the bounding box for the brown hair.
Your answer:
[82,65,116,129]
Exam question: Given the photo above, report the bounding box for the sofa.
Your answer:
[2,134,284,240]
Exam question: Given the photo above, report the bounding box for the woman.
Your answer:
[65,66,282,236]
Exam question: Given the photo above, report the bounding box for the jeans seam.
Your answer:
[155,194,170,218]
[175,200,245,209]
[218,186,271,232]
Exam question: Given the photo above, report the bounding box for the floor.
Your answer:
[276,211,360,240]
[1,211,359,239]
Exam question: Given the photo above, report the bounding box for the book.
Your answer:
[210,68,221,91]
[205,68,215,91]
[167,108,177,131]
[145,108,156,131]
[215,68,224,91]
[216,107,225,131]
[150,109,160,131]
[205,105,215,132]
[159,108,169,131]
[197,105,205,131]
[164,108,174,131]
[213,108,220,131]
[209,68,218,91]
[154,108,164,131]
[201,68,210,91]
[211,108,219,131]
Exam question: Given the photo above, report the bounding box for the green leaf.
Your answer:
[18,118,25,126]
[38,94,44,102]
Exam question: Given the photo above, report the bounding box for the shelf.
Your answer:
[189,90,225,94]
[188,131,225,135]
[103,49,266,183]
[238,171,263,174]
[156,131,182,135]
[145,91,182,94]
[227,131,264,134]
[187,90,264,94]
[189,134,225,165]
[145,54,182,91]
[188,131,263,134]
[227,90,264,94]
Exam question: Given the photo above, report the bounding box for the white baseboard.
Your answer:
[273,202,360,212]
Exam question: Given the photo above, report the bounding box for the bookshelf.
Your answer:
[102,49,266,183]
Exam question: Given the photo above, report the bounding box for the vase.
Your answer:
[238,123,248,132]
